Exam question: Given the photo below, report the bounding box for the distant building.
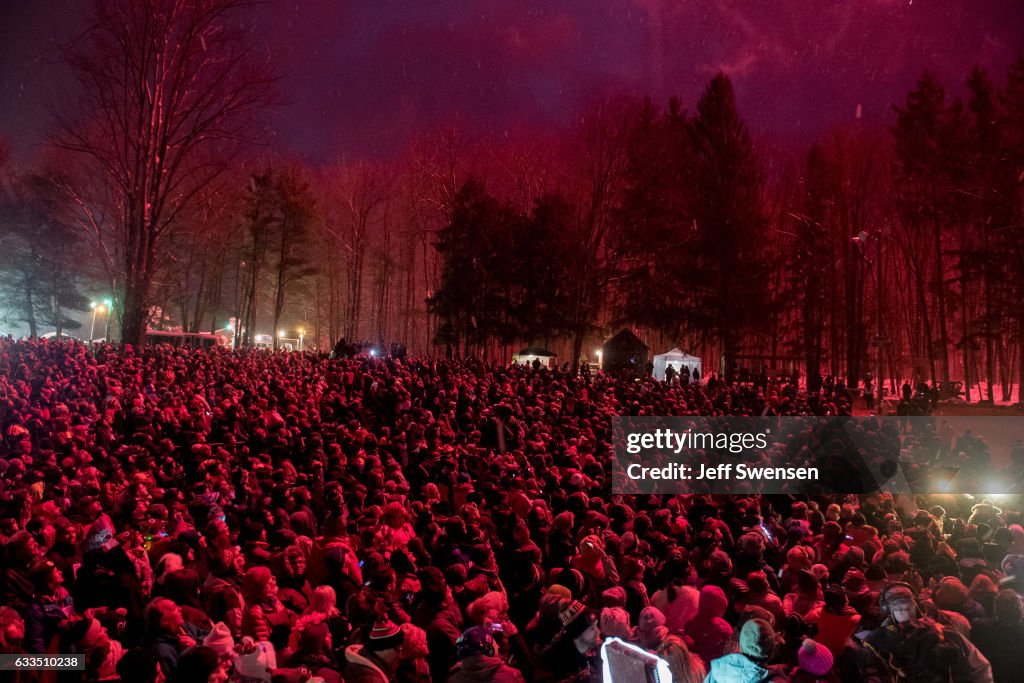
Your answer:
[601,330,649,374]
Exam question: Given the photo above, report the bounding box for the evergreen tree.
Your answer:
[893,71,958,382]
[428,180,515,356]
[686,74,771,379]
[613,98,696,334]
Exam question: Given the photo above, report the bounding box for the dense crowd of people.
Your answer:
[1,337,1023,683]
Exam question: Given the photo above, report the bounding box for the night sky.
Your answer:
[1,0,1022,165]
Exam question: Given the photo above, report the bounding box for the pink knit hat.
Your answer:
[798,639,833,676]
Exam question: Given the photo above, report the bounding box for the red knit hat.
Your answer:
[367,617,404,652]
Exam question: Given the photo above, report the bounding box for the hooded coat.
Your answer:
[702,653,787,683]
[685,586,733,666]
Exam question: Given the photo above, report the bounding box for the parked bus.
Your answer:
[143,330,230,349]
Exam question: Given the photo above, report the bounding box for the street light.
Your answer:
[297,327,305,352]
[102,299,113,341]
[596,349,603,369]
[89,302,107,342]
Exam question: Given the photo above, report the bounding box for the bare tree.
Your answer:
[565,97,638,368]
[270,166,317,350]
[55,0,274,345]
[321,163,390,341]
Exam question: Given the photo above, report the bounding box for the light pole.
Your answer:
[89,302,107,342]
[102,298,112,341]
[298,327,305,352]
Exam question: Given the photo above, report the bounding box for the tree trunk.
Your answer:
[272,220,289,351]
[984,232,995,402]
[122,281,147,348]
[961,224,971,402]
[1019,327,1024,404]
[23,274,37,338]
[908,246,936,384]
[933,219,950,380]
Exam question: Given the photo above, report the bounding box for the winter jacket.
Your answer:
[651,585,700,634]
[446,654,526,683]
[814,609,861,659]
[413,600,463,682]
[24,590,75,653]
[241,599,294,651]
[703,653,788,683]
[745,592,786,627]
[782,593,823,623]
[969,618,1024,683]
[685,586,734,666]
[343,645,396,683]
[862,619,992,683]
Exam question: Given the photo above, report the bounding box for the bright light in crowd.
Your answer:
[983,480,1007,500]
[369,348,377,357]
[278,330,285,338]
[103,298,112,308]
[298,328,304,335]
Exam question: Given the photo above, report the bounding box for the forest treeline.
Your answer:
[0,1,1022,401]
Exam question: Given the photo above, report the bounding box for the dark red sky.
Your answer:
[1,0,1021,165]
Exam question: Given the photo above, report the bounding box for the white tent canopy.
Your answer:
[513,347,557,368]
[653,348,702,382]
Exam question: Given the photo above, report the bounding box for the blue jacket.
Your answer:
[704,654,787,683]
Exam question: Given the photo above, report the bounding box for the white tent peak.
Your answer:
[653,348,702,382]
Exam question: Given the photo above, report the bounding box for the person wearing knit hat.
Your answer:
[635,605,669,649]
[704,618,783,683]
[234,636,275,682]
[743,570,786,627]
[547,584,573,601]
[367,617,405,652]
[203,622,235,660]
[343,615,404,683]
[536,602,600,683]
[933,576,986,621]
[524,593,570,655]
[549,568,585,599]
[448,625,527,683]
[240,566,294,651]
[599,607,632,640]
[790,639,833,682]
[601,586,627,608]
[82,514,119,553]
